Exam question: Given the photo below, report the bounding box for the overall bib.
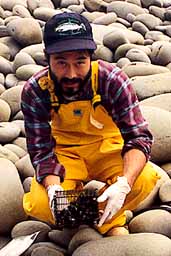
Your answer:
[23,61,160,234]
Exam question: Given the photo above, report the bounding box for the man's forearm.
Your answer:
[42,175,61,189]
[123,148,146,188]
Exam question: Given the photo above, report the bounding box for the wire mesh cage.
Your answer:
[52,189,100,229]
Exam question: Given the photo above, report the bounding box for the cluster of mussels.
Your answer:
[53,189,100,230]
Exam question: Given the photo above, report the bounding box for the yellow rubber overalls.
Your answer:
[23,61,160,234]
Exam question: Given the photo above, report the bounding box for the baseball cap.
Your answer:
[43,12,97,54]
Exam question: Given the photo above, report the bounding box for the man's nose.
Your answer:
[66,65,77,79]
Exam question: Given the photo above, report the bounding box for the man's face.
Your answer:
[49,50,91,97]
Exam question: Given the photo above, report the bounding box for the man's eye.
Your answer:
[57,61,66,66]
[77,61,85,65]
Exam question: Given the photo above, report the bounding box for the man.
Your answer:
[21,12,160,236]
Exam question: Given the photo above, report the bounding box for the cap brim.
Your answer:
[45,38,97,54]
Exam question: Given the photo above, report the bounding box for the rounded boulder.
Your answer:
[0,98,11,121]
[73,233,171,256]
[141,106,171,163]
[7,18,42,46]
[129,210,171,238]
[0,158,27,234]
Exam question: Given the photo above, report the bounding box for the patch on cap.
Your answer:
[55,18,87,36]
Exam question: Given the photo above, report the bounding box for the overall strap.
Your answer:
[91,61,101,108]
[38,72,59,112]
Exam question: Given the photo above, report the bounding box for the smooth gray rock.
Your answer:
[0,144,19,163]
[129,210,171,238]
[145,30,171,42]
[12,110,24,121]
[141,106,171,163]
[11,220,51,242]
[27,0,55,13]
[4,143,27,158]
[132,21,149,36]
[33,7,60,21]
[149,5,165,20]
[16,64,44,80]
[103,29,130,51]
[20,43,44,59]
[0,85,24,116]
[114,43,151,61]
[93,44,114,62]
[0,122,20,143]
[23,177,32,193]
[12,5,32,18]
[123,62,170,77]
[140,93,171,112]
[84,0,108,12]
[67,4,85,14]
[60,0,80,8]
[117,57,131,68]
[7,18,43,46]
[125,48,151,63]
[15,154,35,179]
[13,52,36,73]
[34,52,47,66]
[0,36,21,60]
[31,246,64,256]
[134,13,162,30]
[150,41,171,65]
[0,56,13,75]
[0,84,5,95]
[141,0,163,8]
[159,179,171,202]
[160,163,171,172]
[131,72,171,100]
[0,73,5,85]
[11,119,25,136]
[0,42,10,59]
[103,28,144,51]
[116,17,131,27]
[0,0,27,11]
[81,11,104,23]
[0,98,11,121]
[73,233,171,256]
[48,228,78,249]
[0,158,27,234]
[68,227,102,255]
[91,24,121,44]
[107,1,146,19]
[92,13,117,25]
[24,242,66,256]
[4,15,21,25]
[5,73,18,88]
[12,137,27,151]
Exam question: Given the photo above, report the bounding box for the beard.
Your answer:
[49,68,91,97]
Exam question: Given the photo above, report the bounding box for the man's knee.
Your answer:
[135,162,170,212]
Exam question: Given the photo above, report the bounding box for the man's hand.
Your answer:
[47,184,68,218]
[97,176,131,227]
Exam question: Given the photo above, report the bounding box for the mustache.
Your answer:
[60,77,83,84]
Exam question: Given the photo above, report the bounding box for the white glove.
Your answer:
[47,184,68,218]
[97,176,131,227]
